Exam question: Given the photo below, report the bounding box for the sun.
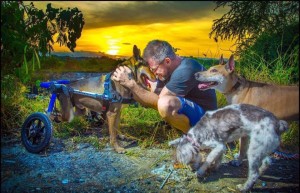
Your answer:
[105,38,121,55]
[107,49,119,55]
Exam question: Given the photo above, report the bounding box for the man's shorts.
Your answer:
[177,97,206,127]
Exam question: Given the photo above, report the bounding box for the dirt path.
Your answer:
[1,137,299,193]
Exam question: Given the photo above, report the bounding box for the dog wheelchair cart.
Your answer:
[21,75,128,153]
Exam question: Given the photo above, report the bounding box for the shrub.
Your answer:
[1,75,48,137]
[1,75,27,132]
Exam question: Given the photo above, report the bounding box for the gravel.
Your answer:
[1,137,299,193]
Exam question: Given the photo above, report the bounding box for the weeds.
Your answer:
[54,117,90,138]
[1,51,298,155]
[120,105,182,149]
[281,122,300,152]
[224,141,239,160]
[238,41,299,85]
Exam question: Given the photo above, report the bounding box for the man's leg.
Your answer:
[157,95,190,133]
[157,96,205,133]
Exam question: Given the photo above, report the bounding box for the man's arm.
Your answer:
[159,85,177,98]
[129,82,158,109]
[112,66,158,109]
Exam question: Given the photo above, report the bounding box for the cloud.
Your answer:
[29,1,225,29]
[86,1,222,29]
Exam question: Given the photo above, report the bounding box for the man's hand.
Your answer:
[112,66,136,88]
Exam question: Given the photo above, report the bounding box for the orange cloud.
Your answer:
[26,1,235,58]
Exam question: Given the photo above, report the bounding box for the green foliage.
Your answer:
[1,1,85,82]
[121,105,162,128]
[210,1,299,53]
[54,117,90,138]
[120,105,182,148]
[14,45,42,84]
[281,122,299,152]
[1,74,49,134]
[238,44,299,84]
[224,141,239,160]
[1,75,28,132]
[238,23,299,83]
[1,2,27,72]
[216,91,227,108]
[246,23,299,63]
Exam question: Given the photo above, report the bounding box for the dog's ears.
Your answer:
[133,45,142,61]
[225,55,235,72]
[168,138,181,147]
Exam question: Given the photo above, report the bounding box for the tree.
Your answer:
[1,1,85,76]
[209,1,299,53]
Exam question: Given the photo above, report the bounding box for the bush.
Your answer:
[1,75,27,132]
[239,24,299,84]
[1,74,53,137]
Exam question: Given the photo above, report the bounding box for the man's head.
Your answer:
[143,40,177,81]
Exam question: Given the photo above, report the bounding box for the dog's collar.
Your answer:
[224,79,241,94]
[232,81,241,91]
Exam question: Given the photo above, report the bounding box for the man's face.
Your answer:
[147,57,171,81]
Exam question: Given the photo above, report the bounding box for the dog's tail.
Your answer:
[276,120,289,135]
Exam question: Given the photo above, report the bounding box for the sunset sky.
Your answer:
[26,1,236,58]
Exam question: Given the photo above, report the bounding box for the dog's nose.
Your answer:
[194,72,200,80]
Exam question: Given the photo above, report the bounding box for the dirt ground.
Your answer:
[1,135,299,193]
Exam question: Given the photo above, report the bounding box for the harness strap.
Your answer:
[103,72,135,104]
[60,72,136,114]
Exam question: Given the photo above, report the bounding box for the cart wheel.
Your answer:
[21,112,53,153]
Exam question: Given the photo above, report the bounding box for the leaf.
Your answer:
[32,52,35,71]
[35,80,41,87]
[23,45,28,74]
[34,49,41,69]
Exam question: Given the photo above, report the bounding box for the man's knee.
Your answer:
[157,96,180,119]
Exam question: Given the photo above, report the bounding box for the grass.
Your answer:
[120,105,183,149]
[1,51,298,155]
[237,45,299,85]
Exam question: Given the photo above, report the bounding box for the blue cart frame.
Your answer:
[21,79,114,153]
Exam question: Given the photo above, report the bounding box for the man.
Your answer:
[112,40,217,133]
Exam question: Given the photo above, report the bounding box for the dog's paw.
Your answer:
[229,160,242,167]
[113,144,126,154]
[191,163,201,172]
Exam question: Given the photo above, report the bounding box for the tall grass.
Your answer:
[238,44,299,85]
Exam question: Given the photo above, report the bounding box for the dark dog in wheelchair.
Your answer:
[56,45,156,153]
[169,103,288,192]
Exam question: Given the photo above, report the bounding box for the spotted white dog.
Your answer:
[169,103,288,192]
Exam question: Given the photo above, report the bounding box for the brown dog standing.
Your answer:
[195,55,299,164]
[57,45,156,153]
[195,54,299,120]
